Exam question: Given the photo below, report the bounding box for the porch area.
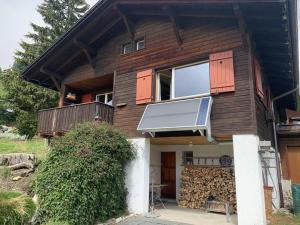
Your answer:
[37,73,115,137]
[120,203,237,225]
[126,135,273,225]
[148,138,236,224]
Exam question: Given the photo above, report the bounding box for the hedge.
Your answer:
[35,122,135,225]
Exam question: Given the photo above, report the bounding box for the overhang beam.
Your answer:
[40,67,62,91]
[117,0,286,5]
[73,39,97,68]
[56,17,121,72]
[163,5,182,45]
[115,5,135,39]
[233,4,249,48]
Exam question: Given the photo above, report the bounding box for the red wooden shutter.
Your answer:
[254,57,264,99]
[209,50,235,94]
[136,69,153,105]
[81,93,93,103]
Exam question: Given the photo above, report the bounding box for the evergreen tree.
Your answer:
[15,0,89,71]
[4,0,89,138]
[0,69,16,126]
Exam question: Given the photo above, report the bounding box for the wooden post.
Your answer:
[58,84,65,107]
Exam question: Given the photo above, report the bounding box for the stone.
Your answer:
[12,176,22,181]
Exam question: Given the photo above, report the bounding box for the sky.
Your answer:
[0,0,299,71]
[0,0,98,70]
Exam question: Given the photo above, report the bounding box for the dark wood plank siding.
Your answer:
[64,64,96,84]
[211,48,254,137]
[63,18,259,138]
[256,96,273,142]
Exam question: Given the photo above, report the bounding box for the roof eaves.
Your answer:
[22,0,111,78]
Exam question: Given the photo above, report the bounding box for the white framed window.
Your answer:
[156,61,210,102]
[96,92,113,106]
[135,39,145,51]
[122,42,132,54]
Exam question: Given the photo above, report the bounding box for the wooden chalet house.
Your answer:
[22,1,298,225]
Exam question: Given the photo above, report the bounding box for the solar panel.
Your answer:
[137,97,212,132]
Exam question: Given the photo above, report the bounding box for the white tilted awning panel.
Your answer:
[137,97,212,132]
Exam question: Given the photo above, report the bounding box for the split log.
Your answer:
[8,162,34,171]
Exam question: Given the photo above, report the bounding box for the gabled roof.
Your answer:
[22,0,298,108]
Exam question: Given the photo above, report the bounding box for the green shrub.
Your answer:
[35,122,135,225]
[0,191,36,225]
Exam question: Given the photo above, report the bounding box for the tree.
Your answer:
[3,0,89,138]
[15,0,89,72]
[0,69,16,126]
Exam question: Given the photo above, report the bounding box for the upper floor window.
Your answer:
[122,42,132,54]
[96,92,113,106]
[156,61,210,101]
[173,62,210,98]
[135,39,145,51]
[122,37,145,54]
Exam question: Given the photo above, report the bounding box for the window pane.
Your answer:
[107,93,113,106]
[136,39,145,50]
[122,43,132,54]
[157,69,172,101]
[174,63,210,98]
[96,95,105,103]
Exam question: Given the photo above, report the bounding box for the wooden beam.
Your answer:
[58,84,65,107]
[73,39,97,68]
[256,42,289,48]
[127,10,235,19]
[150,136,212,145]
[115,5,134,39]
[117,0,286,5]
[89,16,122,43]
[74,39,96,56]
[40,67,62,91]
[233,4,248,48]
[56,17,121,72]
[163,5,182,45]
[283,1,295,87]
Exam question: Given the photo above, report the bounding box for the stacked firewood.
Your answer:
[178,166,236,212]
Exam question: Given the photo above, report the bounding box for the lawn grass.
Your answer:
[0,191,36,225]
[270,213,300,225]
[0,137,48,160]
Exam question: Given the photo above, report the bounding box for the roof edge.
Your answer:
[22,0,111,78]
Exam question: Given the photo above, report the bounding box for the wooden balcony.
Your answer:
[37,102,114,136]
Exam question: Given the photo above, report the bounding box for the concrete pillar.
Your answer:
[125,138,150,214]
[233,135,266,225]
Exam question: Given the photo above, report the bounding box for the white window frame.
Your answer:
[136,39,145,51]
[156,61,210,102]
[96,92,113,105]
[122,42,132,54]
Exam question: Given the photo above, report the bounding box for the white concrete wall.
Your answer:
[233,135,266,225]
[125,138,150,214]
[150,144,234,201]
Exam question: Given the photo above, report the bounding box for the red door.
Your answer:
[161,152,176,199]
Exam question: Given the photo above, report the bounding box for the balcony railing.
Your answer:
[37,102,114,136]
